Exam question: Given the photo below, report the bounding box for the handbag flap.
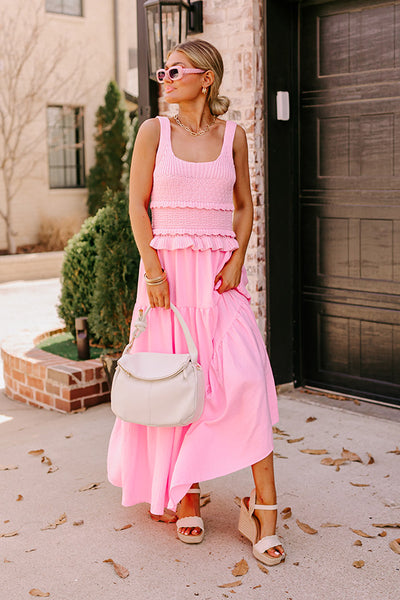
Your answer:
[117,352,191,381]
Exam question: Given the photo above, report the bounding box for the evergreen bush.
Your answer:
[86,81,129,216]
[90,191,140,350]
[57,212,105,340]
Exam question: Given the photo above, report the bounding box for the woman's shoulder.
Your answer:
[136,117,162,150]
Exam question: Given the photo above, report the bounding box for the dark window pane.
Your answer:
[47,106,85,188]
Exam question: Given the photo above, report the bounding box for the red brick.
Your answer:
[83,368,94,382]
[12,369,26,383]
[13,393,28,404]
[35,391,55,407]
[45,381,60,395]
[101,381,110,393]
[82,393,110,408]
[54,398,82,413]
[18,383,34,400]
[26,375,44,391]
[62,383,100,401]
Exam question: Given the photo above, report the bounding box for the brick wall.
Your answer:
[2,330,110,413]
[159,0,267,337]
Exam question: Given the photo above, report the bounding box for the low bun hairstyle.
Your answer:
[170,39,230,116]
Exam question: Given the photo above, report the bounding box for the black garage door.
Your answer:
[299,0,400,404]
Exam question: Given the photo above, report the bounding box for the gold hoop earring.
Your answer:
[202,87,207,95]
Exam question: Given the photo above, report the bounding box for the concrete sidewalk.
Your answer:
[1,387,399,600]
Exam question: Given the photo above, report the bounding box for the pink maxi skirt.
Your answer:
[107,248,278,515]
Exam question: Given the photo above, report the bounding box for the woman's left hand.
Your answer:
[214,254,243,294]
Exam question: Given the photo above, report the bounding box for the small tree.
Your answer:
[57,212,105,341]
[90,191,140,350]
[86,81,129,216]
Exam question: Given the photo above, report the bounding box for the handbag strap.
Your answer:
[122,303,199,364]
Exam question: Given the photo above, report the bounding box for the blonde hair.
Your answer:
[170,39,230,116]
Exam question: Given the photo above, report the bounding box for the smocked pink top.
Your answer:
[149,116,239,252]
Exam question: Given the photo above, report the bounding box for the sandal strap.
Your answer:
[248,489,278,515]
[176,516,204,530]
[254,534,283,554]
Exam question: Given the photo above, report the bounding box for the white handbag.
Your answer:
[110,303,205,427]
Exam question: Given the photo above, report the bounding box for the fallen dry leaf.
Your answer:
[350,482,370,487]
[321,457,335,466]
[25,549,37,553]
[378,531,387,537]
[273,452,288,459]
[232,559,248,577]
[281,507,292,520]
[257,563,269,574]
[272,426,289,436]
[71,407,87,413]
[114,524,132,531]
[0,531,18,538]
[253,585,262,589]
[103,558,129,578]
[47,466,59,474]
[0,465,18,470]
[306,416,317,423]
[41,456,52,466]
[372,523,400,528]
[65,434,72,439]
[353,560,365,568]
[389,539,400,554]
[4,558,12,563]
[233,496,241,508]
[350,529,375,538]
[29,589,50,597]
[342,448,363,463]
[283,524,289,529]
[200,493,211,507]
[287,437,304,444]
[218,581,242,588]
[296,519,318,534]
[79,482,101,492]
[293,561,300,566]
[353,540,362,546]
[386,447,400,455]
[300,448,328,455]
[41,513,67,530]
[320,522,342,528]
[28,449,44,456]
[16,495,23,501]
[73,520,84,527]
[367,453,375,465]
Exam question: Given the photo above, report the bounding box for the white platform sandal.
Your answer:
[238,488,285,565]
[176,488,204,544]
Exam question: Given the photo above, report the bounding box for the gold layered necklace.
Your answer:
[174,113,216,137]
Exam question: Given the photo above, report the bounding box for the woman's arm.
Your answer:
[214,125,254,293]
[129,118,170,308]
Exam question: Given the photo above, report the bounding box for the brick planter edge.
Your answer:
[1,329,111,413]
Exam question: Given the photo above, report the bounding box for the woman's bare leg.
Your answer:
[251,452,284,558]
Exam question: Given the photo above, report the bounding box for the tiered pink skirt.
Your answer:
[107,247,278,515]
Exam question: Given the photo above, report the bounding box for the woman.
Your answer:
[107,39,285,566]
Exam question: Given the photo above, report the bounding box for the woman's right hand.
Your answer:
[146,279,170,309]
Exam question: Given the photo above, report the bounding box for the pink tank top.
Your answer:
[149,116,239,252]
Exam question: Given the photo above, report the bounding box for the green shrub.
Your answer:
[57,212,105,341]
[90,191,140,350]
[86,81,129,216]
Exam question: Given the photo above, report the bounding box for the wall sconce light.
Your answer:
[144,0,203,81]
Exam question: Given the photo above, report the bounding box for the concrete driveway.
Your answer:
[0,277,399,599]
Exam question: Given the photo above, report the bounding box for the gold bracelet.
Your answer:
[144,270,166,284]
[145,277,167,286]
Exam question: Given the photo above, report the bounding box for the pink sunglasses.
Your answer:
[156,65,206,83]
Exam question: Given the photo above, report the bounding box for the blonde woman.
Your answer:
[107,39,285,566]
